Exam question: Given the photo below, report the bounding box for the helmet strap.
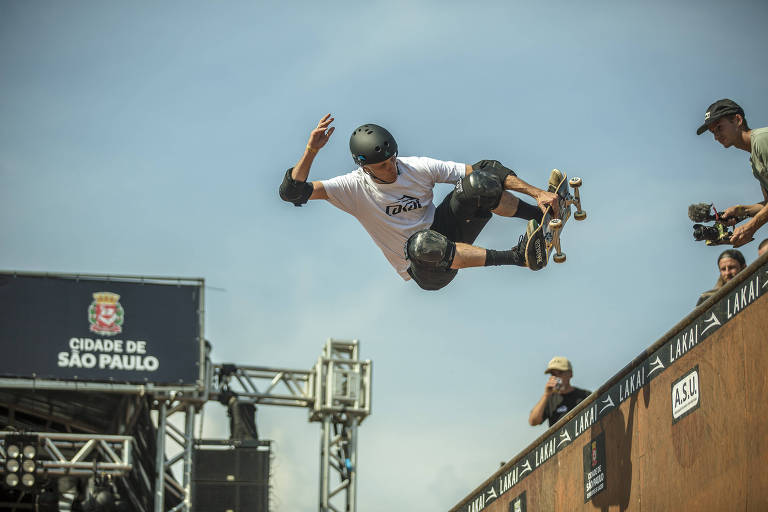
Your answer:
[363,156,399,184]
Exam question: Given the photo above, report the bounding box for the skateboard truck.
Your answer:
[548,218,566,263]
[569,177,587,221]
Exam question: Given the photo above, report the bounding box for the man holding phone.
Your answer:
[528,357,591,428]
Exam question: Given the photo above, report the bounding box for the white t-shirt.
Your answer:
[321,156,467,280]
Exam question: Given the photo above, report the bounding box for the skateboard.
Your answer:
[526,169,586,267]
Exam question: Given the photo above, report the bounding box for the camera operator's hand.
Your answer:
[730,220,757,247]
[721,206,744,226]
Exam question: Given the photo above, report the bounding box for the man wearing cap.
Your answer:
[278,114,560,290]
[697,99,768,247]
[528,357,591,428]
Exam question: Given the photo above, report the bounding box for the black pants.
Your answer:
[407,191,492,290]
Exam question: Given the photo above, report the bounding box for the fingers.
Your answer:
[538,191,559,217]
[543,200,558,218]
[550,197,560,218]
[308,115,336,150]
[315,115,335,138]
[730,227,750,247]
[317,114,334,129]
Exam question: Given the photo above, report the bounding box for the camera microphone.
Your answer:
[688,203,715,222]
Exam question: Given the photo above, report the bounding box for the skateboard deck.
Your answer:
[525,169,586,268]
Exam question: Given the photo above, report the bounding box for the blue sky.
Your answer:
[2,1,767,510]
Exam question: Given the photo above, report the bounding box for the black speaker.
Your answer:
[193,482,268,511]
[192,442,270,512]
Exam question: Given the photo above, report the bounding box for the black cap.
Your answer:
[696,99,744,135]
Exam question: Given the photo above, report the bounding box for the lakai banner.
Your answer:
[0,273,203,385]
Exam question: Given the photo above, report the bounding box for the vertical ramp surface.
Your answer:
[450,255,768,512]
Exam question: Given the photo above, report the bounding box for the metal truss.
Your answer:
[311,339,372,421]
[0,431,134,477]
[152,399,196,512]
[314,340,371,512]
[319,414,360,512]
[211,364,314,408]
[0,377,201,396]
[212,338,372,512]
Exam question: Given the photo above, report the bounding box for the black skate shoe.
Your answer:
[517,219,547,271]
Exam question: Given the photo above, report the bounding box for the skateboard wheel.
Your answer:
[548,218,563,230]
[574,211,587,221]
[569,177,582,188]
[553,253,566,263]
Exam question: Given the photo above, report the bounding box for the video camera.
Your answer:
[687,203,746,245]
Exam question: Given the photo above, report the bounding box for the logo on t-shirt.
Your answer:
[385,195,423,216]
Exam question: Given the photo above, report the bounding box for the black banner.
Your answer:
[508,491,526,512]
[583,432,606,502]
[455,261,768,512]
[0,273,202,385]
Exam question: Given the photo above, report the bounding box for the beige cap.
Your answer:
[545,356,572,374]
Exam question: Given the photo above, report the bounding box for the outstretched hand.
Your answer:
[307,114,335,152]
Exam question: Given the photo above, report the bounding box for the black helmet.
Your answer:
[349,124,398,166]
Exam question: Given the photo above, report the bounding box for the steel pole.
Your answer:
[319,416,331,511]
[348,417,359,512]
[182,405,195,512]
[154,401,167,512]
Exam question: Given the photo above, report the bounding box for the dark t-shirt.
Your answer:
[544,387,591,427]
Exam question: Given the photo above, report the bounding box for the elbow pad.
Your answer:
[472,160,517,183]
[279,168,314,206]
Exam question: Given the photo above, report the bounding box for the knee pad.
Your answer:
[405,230,456,270]
[472,160,517,183]
[450,169,504,219]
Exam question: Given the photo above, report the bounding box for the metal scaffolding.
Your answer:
[150,399,197,512]
[0,431,134,478]
[0,337,372,512]
[212,338,372,512]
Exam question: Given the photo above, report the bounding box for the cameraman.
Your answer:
[696,249,747,306]
[529,357,591,428]
[696,99,768,247]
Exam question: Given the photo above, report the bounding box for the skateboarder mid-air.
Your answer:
[279,114,559,290]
